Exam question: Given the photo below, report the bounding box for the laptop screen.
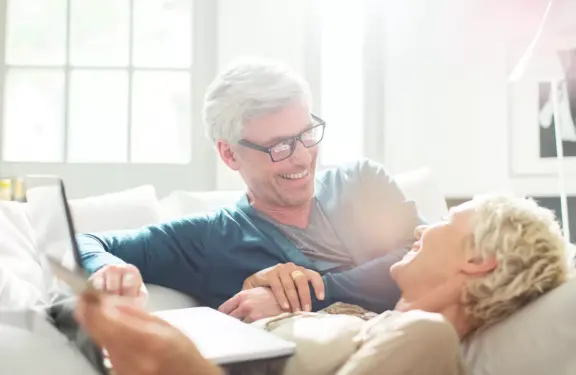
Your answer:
[25,176,85,286]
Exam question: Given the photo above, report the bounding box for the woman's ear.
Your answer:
[462,254,497,276]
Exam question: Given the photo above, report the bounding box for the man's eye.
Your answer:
[271,141,291,152]
[301,129,316,140]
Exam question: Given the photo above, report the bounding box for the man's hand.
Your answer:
[74,291,221,375]
[242,263,325,312]
[89,264,148,307]
[218,287,286,323]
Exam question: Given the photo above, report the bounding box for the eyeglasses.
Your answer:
[238,114,326,162]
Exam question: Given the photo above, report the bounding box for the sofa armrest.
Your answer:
[144,284,201,312]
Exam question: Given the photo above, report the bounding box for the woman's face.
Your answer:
[390,202,475,299]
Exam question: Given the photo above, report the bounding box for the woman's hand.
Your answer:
[242,263,325,312]
[75,291,221,375]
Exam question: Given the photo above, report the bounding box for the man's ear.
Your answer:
[462,254,497,276]
[217,141,240,171]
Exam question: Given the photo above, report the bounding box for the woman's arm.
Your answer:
[336,311,465,375]
[75,291,222,375]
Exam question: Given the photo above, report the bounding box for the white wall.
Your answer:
[382,0,576,197]
[217,0,576,197]
[215,0,309,191]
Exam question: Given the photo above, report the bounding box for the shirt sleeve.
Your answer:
[77,215,213,298]
[311,248,407,313]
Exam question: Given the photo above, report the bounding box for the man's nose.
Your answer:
[414,225,427,240]
[290,140,312,164]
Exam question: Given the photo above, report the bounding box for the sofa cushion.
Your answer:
[0,318,100,375]
[394,167,448,223]
[159,190,244,220]
[145,284,201,312]
[463,274,576,375]
[0,201,48,307]
[69,185,162,233]
[0,201,41,265]
[25,184,162,264]
[0,264,46,310]
[24,185,163,299]
[159,168,447,224]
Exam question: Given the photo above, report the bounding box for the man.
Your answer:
[77,58,422,320]
[75,194,569,375]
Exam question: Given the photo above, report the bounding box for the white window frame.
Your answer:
[0,0,218,199]
[304,0,387,168]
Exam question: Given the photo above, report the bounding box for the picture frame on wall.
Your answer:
[508,33,576,176]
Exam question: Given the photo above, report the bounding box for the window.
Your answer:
[0,0,217,196]
[2,0,192,164]
[319,0,364,165]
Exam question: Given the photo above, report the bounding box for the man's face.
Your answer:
[226,103,319,208]
[390,202,476,299]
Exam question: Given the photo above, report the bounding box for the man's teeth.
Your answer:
[281,170,309,180]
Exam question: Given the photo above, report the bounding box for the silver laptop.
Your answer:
[153,307,295,365]
[32,176,296,365]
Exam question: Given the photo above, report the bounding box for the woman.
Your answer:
[75,194,568,375]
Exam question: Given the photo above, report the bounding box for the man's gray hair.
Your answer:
[202,58,312,145]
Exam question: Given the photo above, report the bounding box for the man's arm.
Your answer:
[311,247,408,313]
[77,216,212,298]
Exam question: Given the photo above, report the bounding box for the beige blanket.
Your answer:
[231,304,465,375]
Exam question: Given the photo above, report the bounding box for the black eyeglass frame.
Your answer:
[238,114,326,162]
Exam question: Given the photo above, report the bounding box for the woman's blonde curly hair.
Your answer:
[462,194,569,330]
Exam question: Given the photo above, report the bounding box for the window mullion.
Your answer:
[189,0,218,190]
[362,0,386,164]
[63,0,71,163]
[1,0,207,178]
[4,65,188,72]
[0,0,7,175]
[127,0,134,163]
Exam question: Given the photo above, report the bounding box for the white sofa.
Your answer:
[1,168,575,375]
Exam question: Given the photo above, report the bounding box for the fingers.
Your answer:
[76,293,166,375]
[114,303,167,325]
[226,297,261,323]
[228,307,245,321]
[304,269,325,301]
[241,263,324,313]
[268,277,290,310]
[218,294,240,315]
[76,291,216,375]
[77,292,161,348]
[279,270,301,312]
[75,291,121,347]
[91,273,105,291]
[292,269,312,312]
[108,271,122,293]
[120,268,141,297]
[89,264,143,298]
[242,280,254,291]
